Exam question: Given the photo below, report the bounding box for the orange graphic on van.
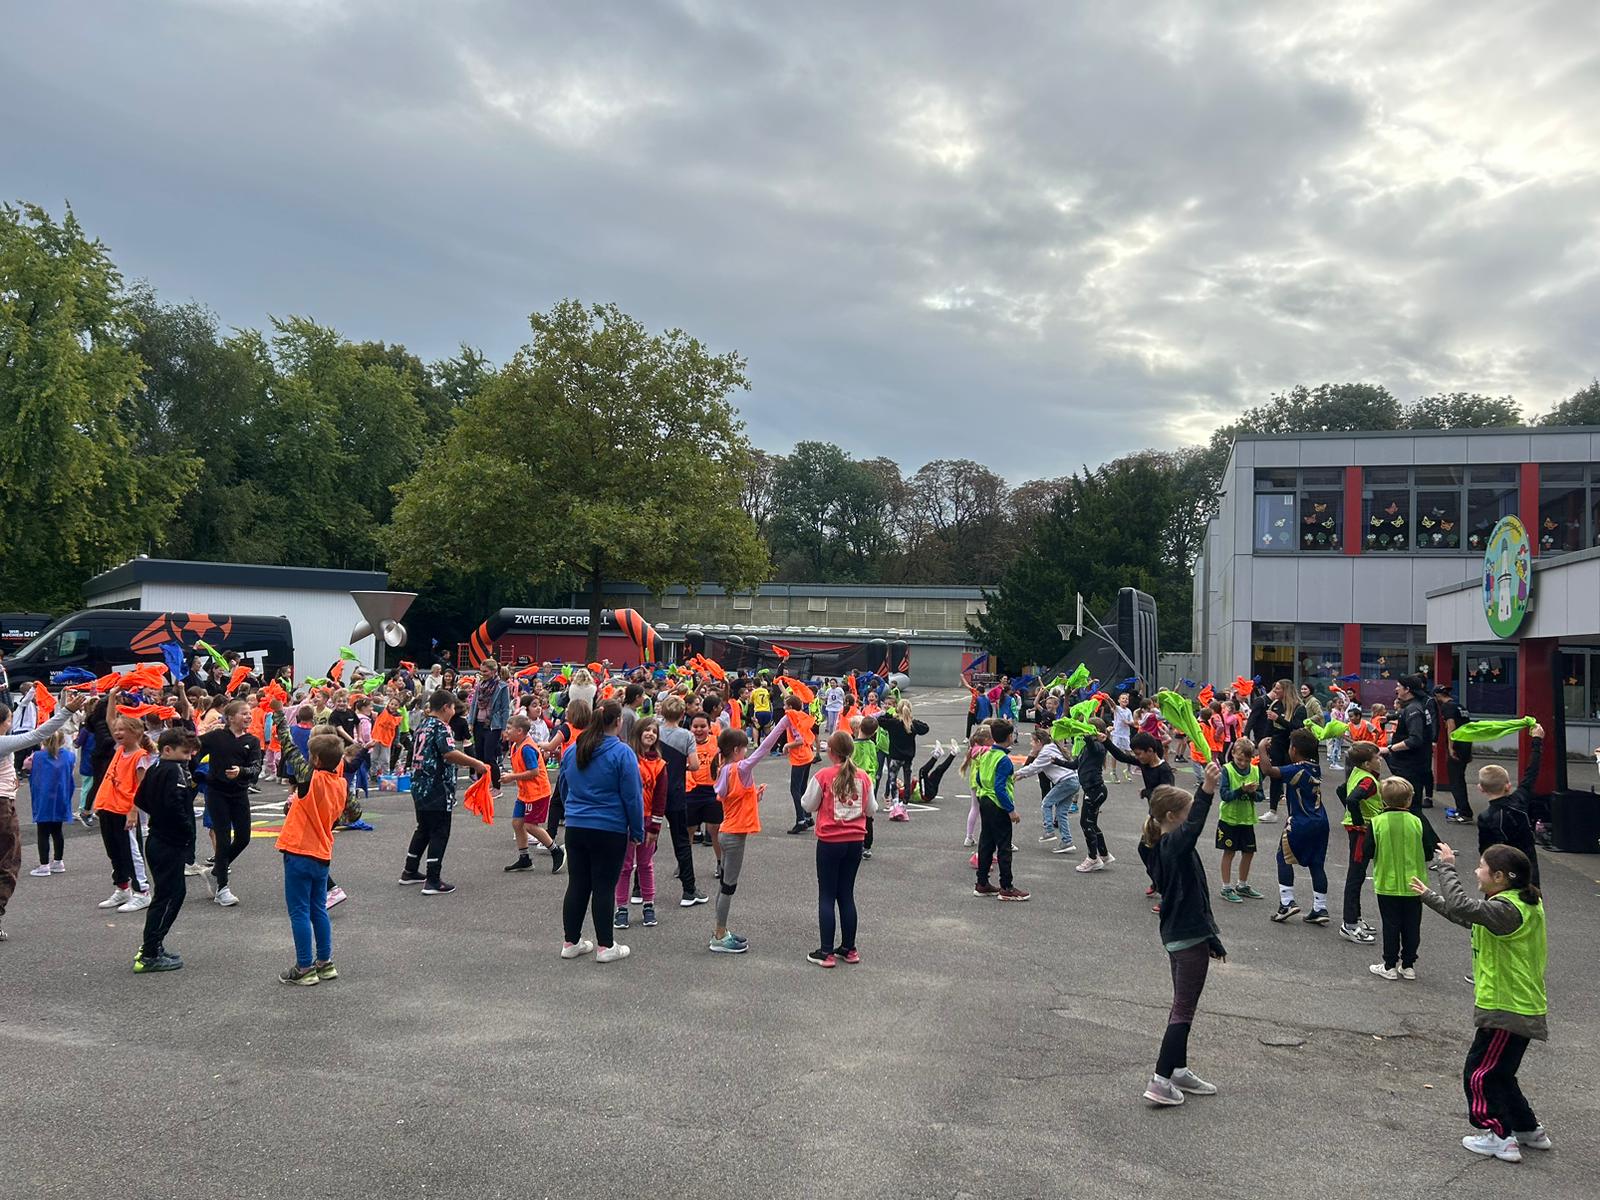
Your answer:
[129,613,236,657]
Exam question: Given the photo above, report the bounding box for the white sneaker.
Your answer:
[29,864,52,878]
[1052,842,1078,855]
[1369,963,1399,981]
[184,863,203,876]
[596,943,631,963]
[1170,1067,1217,1095]
[1038,833,1057,843]
[215,886,240,907]
[1461,1131,1521,1162]
[201,868,219,898]
[962,836,976,848]
[560,938,595,959]
[1142,1074,1184,1106]
[98,888,132,909]
[1075,858,1104,873]
[1259,810,1279,822]
[325,886,348,909]
[933,739,946,756]
[50,861,65,874]
[117,892,152,912]
[1514,1126,1552,1151]
[1398,966,1416,981]
[1101,853,1115,865]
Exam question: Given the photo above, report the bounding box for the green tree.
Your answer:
[970,453,1194,669]
[1539,380,1600,426]
[383,300,770,659]
[0,203,195,609]
[767,443,896,581]
[1403,392,1522,429]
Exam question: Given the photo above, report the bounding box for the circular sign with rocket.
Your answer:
[1482,515,1532,639]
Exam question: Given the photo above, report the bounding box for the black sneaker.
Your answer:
[398,871,426,885]
[1304,909,1330,925]
[680,891,708,908]
[1445,809,1474,824]
[804,816,815,828]
[504,854,534,872]
[787,821,808,835]
[133,951,183,974]
[421,881,456,896]
[1272,903,1300,922]
[279,964,320,986]
[642,904,658,927]
[550,846,566,874]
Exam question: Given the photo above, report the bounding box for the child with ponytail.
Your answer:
[801,730,877,966]
[1140,759,1227,1108]
[1411,842,1550,1164]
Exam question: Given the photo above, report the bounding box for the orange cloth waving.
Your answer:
[225,665,253,694]
[32,681,56,721]
[463,772,495,824]
[785,709,817,766]
[777,676,814,706]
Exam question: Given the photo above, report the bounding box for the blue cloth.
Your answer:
[559,736,644,840]
[282,850,331,969]
[28,748,78,823]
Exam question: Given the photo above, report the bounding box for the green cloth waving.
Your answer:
[338,646,361,662]
[1063,663,1090,690]
[1307,719,1350,741]
[1450,717,1537,742]
[194,639,230,672]
[1051,716,1096,742]
[1157,689,1212,763]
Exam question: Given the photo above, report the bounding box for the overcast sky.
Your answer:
[6,0,1598,478]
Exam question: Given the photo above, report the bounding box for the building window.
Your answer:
[1537,464,1585,555]
[1250,622,1340,692]
[844,598,867,613]
[1414,466,1463,551]
[1253,469,1342,552]
[806,597,828,612]
[1362,467,1412,551]
[1298,469,1343,552]
[1250,622,1297,685]
[884,598,906,613]
[966,600,987,616]
[1558,650,1588,721]
[659,594,681,610]
[1465,465,1518,554]
[1458,646,1517,716]
[1253,469,1297,551]
[731,595,753,611]
[1357,624,1427,710]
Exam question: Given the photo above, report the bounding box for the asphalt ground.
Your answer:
[4,689,1598,1199]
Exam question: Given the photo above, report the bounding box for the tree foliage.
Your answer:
[0,204,196,609]
[384,300,770,658]
[1540,380,1600,427]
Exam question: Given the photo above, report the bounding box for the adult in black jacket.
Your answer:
[198,700,262,902]
[1262,680,1304,820]
[1381,675,1437,833]
[1435,684,1474,821]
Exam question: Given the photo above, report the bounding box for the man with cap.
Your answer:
[1434,682,1474,823]
[1379,674,1438,833]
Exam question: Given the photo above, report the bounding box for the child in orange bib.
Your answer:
[707,716,790,954]
[273,701,350,986]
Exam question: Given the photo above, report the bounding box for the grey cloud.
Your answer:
[3,0,1597,480]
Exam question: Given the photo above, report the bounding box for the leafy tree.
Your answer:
[0,203,195,609]
[1403,392,1522,429]
[969,453,1195,669]
[767,443,896,581]
[1539,380,1600,426]
[384,300,770,659]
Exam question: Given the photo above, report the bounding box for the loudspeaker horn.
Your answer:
[350,591,418,647]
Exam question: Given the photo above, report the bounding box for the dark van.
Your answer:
[0,612,53,652]
[3,609,294,698]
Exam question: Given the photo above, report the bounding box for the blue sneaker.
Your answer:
[614,907,629,930]
[709,932,748,954]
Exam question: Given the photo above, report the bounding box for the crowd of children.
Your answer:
[0,655,1558,1163]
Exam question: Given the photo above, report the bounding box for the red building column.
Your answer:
[1517,636,1558,794]
[1342,467,1362,557]
[1519,463,1540,559]
[1433,642,1453,785]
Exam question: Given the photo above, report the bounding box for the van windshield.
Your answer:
[8,615,81,663]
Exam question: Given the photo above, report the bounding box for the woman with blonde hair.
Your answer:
[880,700,928,813]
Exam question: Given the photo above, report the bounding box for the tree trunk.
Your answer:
[585,560,604,662]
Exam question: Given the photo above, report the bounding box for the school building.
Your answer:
[1194,425,1600,777]
[577,582,990,683]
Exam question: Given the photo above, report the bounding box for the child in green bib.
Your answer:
[1367,777,1438,980]
[1215,738,1263,902]
[1412,842,1550,1165]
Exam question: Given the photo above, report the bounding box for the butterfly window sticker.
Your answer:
[1369,499,1407,549]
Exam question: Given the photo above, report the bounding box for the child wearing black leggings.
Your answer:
[1141,760,1226,1107]
[1070,719,1113,870]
